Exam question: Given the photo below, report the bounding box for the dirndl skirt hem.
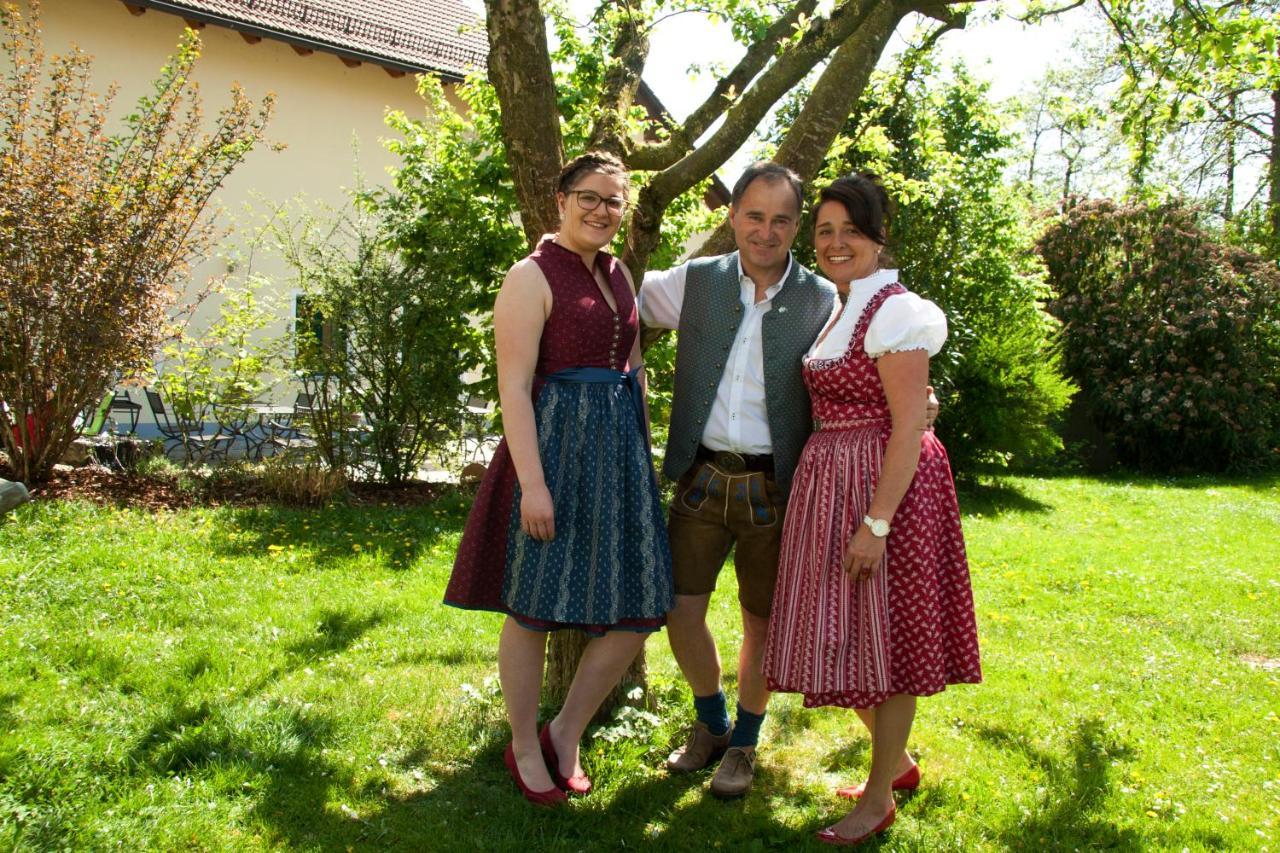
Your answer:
[442,599,666,637]
[768,673,983,709]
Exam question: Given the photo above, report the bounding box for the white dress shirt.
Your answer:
[639,256,794,454]
[808,269,948,361]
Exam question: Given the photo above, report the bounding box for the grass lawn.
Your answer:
[0,473,1277,851]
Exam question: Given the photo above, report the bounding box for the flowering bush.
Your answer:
[1039,198,1280,471]
[0,3,271,482]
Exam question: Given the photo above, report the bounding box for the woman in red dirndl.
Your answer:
[763,174,981,845]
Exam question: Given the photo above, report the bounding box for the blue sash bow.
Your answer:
[541,366,647,444]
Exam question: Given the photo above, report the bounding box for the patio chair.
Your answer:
[76,393,115,437]
[144,389,233,463]
[77,390,142,437]
[107,390,142,435]
[264,393,317,458]
[458,394,494,463]
[210,400,265,461]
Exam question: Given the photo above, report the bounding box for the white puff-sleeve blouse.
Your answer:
[808,268,948,361]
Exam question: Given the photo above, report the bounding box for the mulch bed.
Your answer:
[4,463,455,512]
[346,480,452,507]
[29,465,202,513]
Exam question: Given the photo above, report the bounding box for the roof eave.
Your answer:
[126,0,472,81]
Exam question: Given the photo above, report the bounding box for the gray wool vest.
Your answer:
[663,252,837,499]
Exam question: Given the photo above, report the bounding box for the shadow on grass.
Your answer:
[973,718,1229,851]
[976,717,1132,848]
[202,718,849,852]
[956,480,1054,517]
[127,603,385,778]
[1014,467,1280,495]
[203,497,472,574]
[1141,471,1280,495]
[419,647,491,667]
[286,609,387,662]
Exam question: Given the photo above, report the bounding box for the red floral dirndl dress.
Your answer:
[763,283,981,708]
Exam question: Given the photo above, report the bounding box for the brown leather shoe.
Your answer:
[709,746,756,798]
[666,721,732,773]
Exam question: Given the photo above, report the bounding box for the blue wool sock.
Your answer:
[728,703,765,748]
[693,691,731,737]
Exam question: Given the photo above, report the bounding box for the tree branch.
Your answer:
[588,0,651,153]
[1012,0,1088,23]
[642,0,902,209]
[626,0,819,171]
[645,8,719,31]
[1200,95,1274,143]
[693,0,920,257]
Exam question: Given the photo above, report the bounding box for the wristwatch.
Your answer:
[863,515,891,537]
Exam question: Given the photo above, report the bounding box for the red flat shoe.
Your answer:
[539,723,592,794]
[815,804,896,846]
[835,763,920,799]
[504,742,567,807]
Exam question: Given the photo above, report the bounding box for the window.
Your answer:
[293,294,343,363]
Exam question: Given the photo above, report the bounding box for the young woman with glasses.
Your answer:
[445,151,673,806]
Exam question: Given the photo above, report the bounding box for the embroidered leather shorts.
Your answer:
[667,459,784,618]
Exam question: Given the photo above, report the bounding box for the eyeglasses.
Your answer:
[568,190,628,215]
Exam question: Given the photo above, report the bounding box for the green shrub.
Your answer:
[1038,198,1280,471]
[280,201,486,485]
[152,278,286,461]
[378,76,526,406]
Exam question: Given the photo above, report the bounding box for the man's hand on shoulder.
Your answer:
[925,385,940,428]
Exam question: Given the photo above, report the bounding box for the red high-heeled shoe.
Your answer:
[835,763,920,799]
[504,742,568,807]
[815,804,896,846]
[539,723,592,794]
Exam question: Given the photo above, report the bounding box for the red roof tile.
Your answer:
[135,0,488,78]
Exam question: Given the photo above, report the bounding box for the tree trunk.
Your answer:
[484,0,564,245]
[1224,92,1236,221]
[1269,83,1280,252]
[1130,114,1150,192]
[544,634,648,723]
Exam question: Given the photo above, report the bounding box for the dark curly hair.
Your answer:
[816,173,891,246]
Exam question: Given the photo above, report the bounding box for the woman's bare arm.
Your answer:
[843,349,930,575]
[493,259,555,540]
